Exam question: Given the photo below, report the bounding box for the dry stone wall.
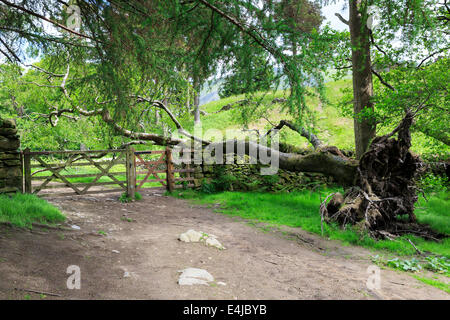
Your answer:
[180,153,333,192]
[0,118,22,194]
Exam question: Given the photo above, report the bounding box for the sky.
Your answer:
[321,0,348,31]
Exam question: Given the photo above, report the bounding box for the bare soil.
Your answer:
[0,190,448,300]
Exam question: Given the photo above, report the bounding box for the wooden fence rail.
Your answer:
[23,146,195,198]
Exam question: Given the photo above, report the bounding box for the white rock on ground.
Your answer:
[179,229,203,243]
[205,237,225,250]
[178,268,214,286]
[179,230,226,250]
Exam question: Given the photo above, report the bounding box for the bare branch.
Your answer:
[26,64,65,78]
[0,0,94,40]
[264,119,323,149]
[371,68,396,92]
[417,47,449,69]
[0,37,22,63]
[335,13,349,25]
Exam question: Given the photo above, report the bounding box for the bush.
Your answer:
[417,172,449,194]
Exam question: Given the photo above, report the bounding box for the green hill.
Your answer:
[189,80,448,157]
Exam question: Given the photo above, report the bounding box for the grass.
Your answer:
[413,276,450,294]
[172,189,450,258]
[415,192,450,235]
[0,192,65,228]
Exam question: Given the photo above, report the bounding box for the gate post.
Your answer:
[166,147,174,192]
[23,147,32,193]
[126,146,136,199]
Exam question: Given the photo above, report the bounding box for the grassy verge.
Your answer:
[171,189,449,258]
[413,276,450,294]
[0,192,65,228]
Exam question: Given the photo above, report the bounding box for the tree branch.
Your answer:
[264,120,323,149]
[371,68,396,91]
[0,0,94,40]
[335,13,349,25]
[417,47,449,69]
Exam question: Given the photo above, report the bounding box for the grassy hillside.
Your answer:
[188,79,449,157]
[185,79,354,150]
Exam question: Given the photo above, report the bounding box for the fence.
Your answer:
[22,146,195,198]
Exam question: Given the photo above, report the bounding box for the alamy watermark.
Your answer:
[366,265,381,291]
[367,5,381,31]
[170,126,280,175]
[66,4,81,34]
[67,265,81,289]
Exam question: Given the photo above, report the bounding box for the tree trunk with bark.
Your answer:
[349,0,376,159]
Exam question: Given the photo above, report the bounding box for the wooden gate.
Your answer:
[131,147,195,194]
[23,148,128,197]
[23,146,195,198]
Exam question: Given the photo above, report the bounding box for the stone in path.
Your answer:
[179,229,226,250]
[178,268,214,286]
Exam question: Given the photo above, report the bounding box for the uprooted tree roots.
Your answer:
[321,112,446,241]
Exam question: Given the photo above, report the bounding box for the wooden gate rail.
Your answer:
[23,147,196,198]
[23,148,127,197]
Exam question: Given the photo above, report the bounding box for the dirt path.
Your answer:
[0,191,448,300]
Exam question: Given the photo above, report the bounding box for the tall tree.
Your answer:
[348,0,376,159]
[333,0,448,158]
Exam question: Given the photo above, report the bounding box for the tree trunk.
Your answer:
[207,140,358,186]
[349,0,376,159]
[193,75,201,125]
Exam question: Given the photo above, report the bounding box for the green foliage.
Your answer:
[199,166,237,194]
[0,192,65,228]
[417,173,449,194]
[424,256,450,275]
[373,58,450,153]
[212,166,238,191]
[200,179,216,195]
[415,191,450,235]
[386,257,423,272]
[219,49,277,98]
[119,192,143,203]
[372,254,450,276]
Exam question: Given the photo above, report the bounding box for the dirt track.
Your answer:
[0,190,448,300]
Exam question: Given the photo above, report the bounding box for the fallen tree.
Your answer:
[320,110,446,240]
[23,63,445,241]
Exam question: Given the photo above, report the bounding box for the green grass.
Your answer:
[415,192,450,235]
[413,276,450,294]
[172,189,450,258]
[0,192,65,228]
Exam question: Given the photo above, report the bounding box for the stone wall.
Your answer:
[182,154,333,192]
[0,118,22,194]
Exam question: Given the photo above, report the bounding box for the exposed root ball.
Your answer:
[322,111,445,240]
